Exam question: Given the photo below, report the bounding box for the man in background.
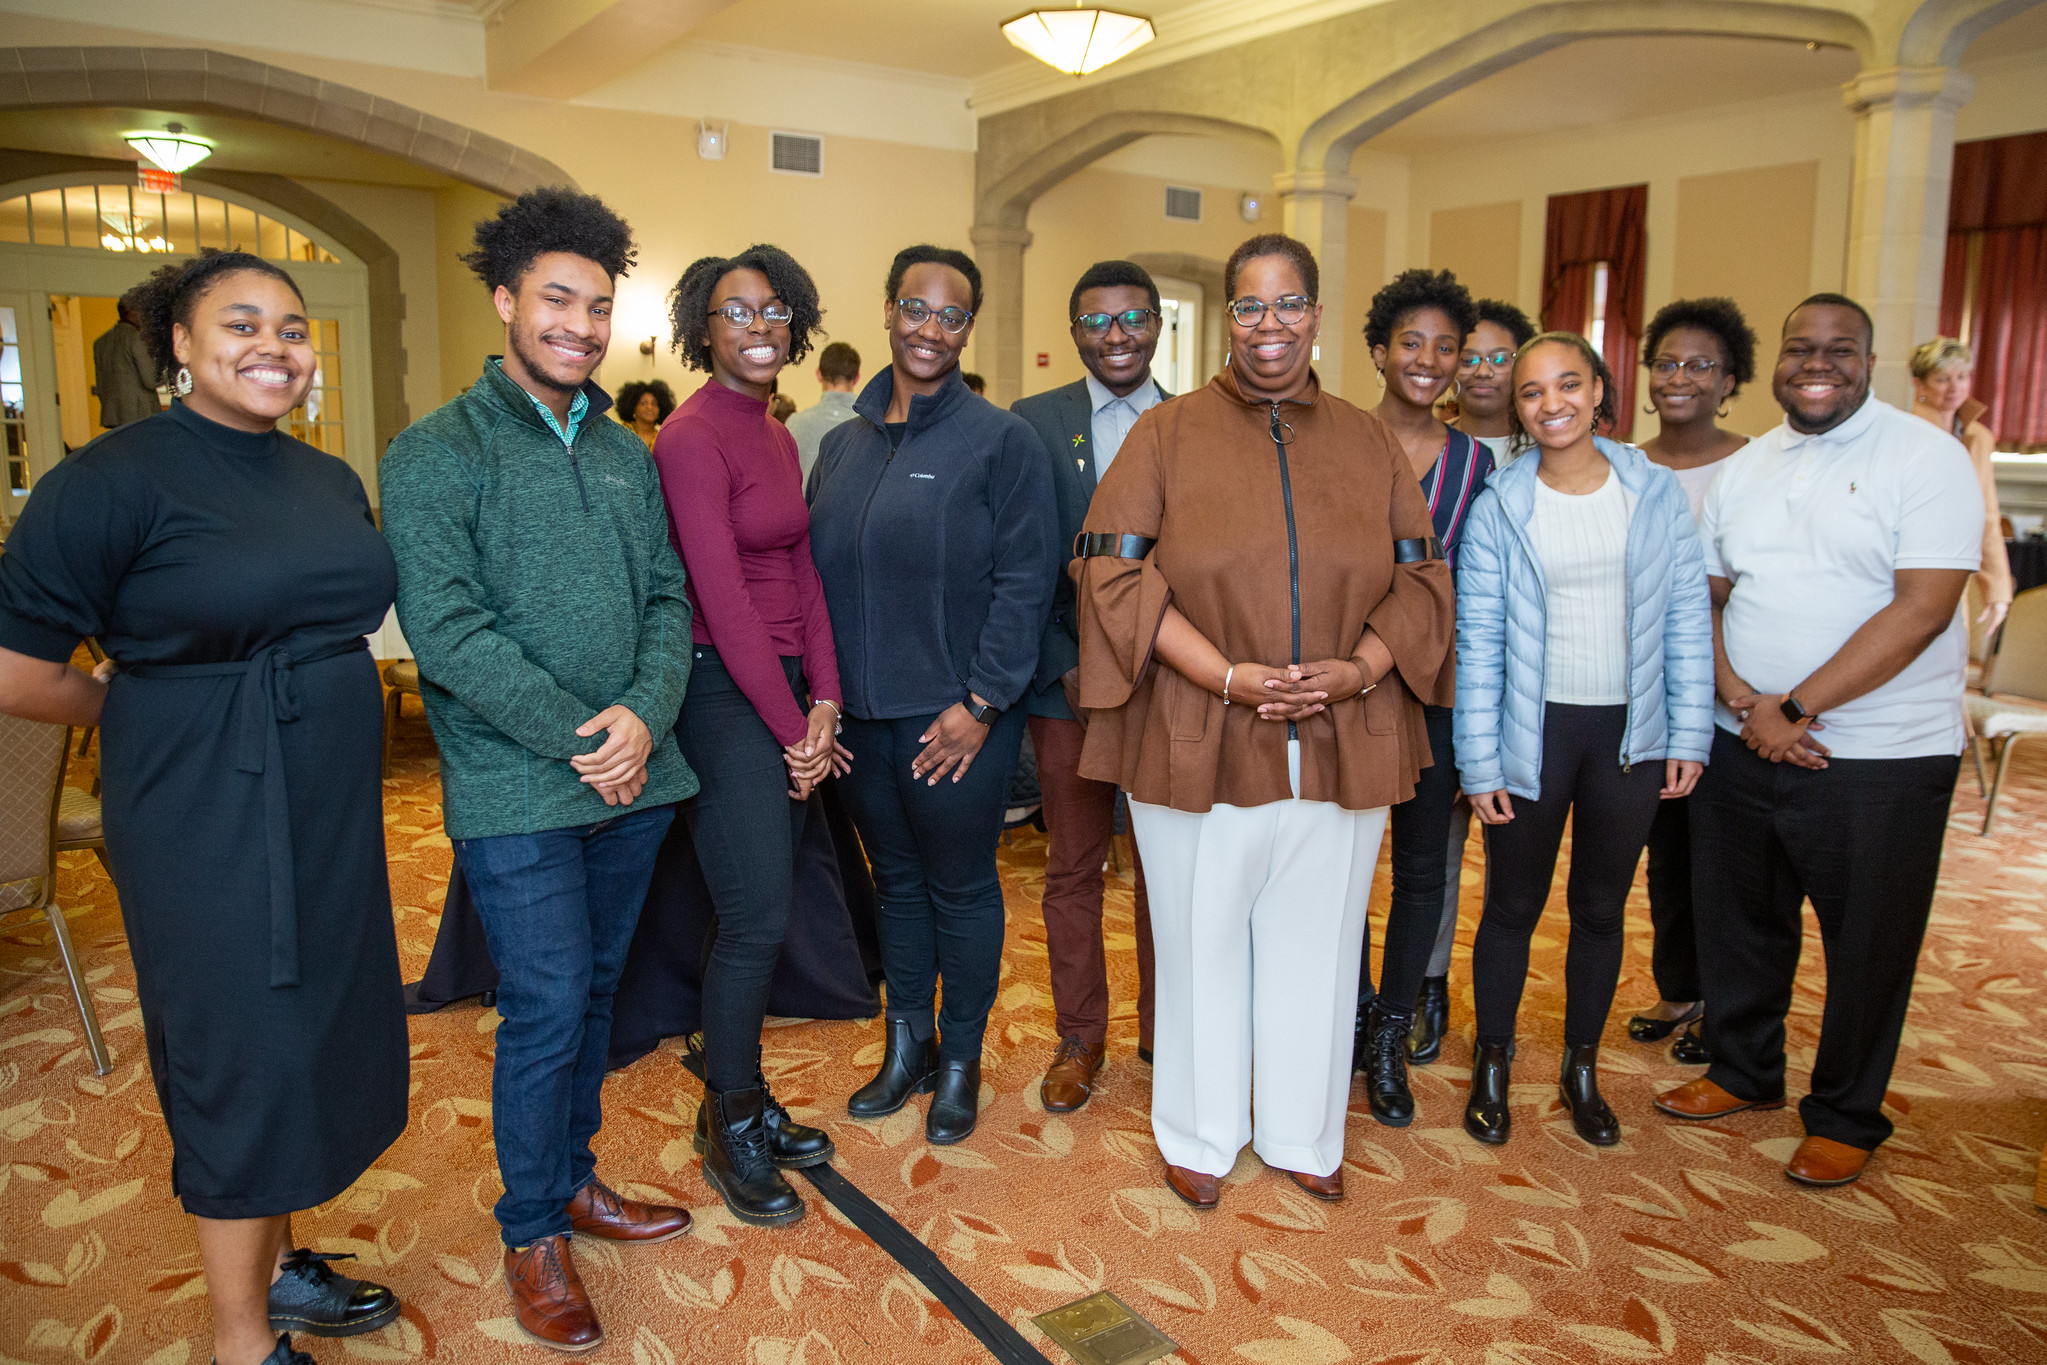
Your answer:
[786,341,859,481]
[91,290,158,428]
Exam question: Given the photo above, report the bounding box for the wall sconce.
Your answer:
[639,337,656,357]
[1240,193,1262,222]
[697,119,728,161]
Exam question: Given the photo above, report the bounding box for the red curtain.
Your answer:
[1941,132,2047,446]
[1542,185,1648,439]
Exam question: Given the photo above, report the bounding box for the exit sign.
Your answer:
[138,168,181,193]
[1036,352,1049,367]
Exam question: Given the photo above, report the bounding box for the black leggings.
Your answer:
[679,647,811,1093]
[1364,704,1457,1019]
[1643,795,1700,1002]
[1472,703,1665,1048]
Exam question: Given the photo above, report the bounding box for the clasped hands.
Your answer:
[1726,690,1830,770]
[784,701,852,801]
[571,704,654,806]
[1222,658,1377,720]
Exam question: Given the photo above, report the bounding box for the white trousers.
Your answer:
[1131,744,1389,1179]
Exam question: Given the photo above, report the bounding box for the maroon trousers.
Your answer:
[1028,715,1154,1050]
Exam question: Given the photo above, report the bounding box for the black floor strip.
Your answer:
[798,1162,1054,1364]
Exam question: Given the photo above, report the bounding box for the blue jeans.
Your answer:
[455,803,676,1246]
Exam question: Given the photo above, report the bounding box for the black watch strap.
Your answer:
[966,699,1001,725]
[1779,694,1809,724]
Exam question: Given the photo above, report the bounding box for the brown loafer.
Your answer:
[1040,1036,1107,1113]
[1784,1135,1870,1187]
[1653,1076,1786,1121]
[1282,1167,1345,1202]
[566,1178,692,1243]
[504,1235,602,1354]
[1163,1163,1220,1209]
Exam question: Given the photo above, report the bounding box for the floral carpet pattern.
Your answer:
[3,710,2047,1365]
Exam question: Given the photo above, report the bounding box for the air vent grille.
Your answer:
[1164,185,1202,221]
[771,132,823,176]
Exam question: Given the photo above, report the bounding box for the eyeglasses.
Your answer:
[709,302,793,328]
[1074,308,1161,337]
[1650,358,1723,379]
[893,298,974,334]
[1228,295,1314,328]
[1459,349,1514,371]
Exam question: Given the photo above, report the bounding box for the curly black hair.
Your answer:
[131,248,303,384]
[1473,297,1536,349]
[1643,296,1758,392]
[886,245,982,313]
[615,378,676,426]
[1364,268,1478,353]
[1507,332,1619,451]
[1224,233,1317,302]
[460,186,636,292]
[667,244,825,373]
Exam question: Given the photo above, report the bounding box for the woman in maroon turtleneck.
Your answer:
[652,245,845,1228]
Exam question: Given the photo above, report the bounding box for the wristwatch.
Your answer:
[1779,694,1810,725]
[965,698,1002,726]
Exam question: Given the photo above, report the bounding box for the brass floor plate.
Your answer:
[1033,1291,1178,1365]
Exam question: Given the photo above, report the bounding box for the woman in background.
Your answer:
[1911,337,2013,636]
[617,378,676,449]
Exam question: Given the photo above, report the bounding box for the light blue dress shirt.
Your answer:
[1084,373,1162,482]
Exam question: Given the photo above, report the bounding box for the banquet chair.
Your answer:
[0,714,113,1075]
[1967,586,2047,835]
[382,658,422,777]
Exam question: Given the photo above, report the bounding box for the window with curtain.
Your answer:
[1940,131,2047,449]
[1542,184,1648,439]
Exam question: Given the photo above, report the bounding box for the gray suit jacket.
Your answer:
[92,321,159,428]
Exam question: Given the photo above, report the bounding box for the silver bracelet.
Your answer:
[1222,663,1236,705]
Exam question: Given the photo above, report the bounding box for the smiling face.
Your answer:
[1072,284,1160,397]
[1773,303,1871,434]
[1513,338,1604,454]
[1457,319,1518,423]
[495,250,612,398]
[1373,304,1462,415]
[1226,253,1320,401]
[1647,324,1737,427]
[170,269,316,433]
[706,266,789,399]
[1914,363,1972,416]
[633,390,662,424]
[886,261,974,390]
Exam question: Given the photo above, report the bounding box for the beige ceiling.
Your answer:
[0,106,464,189]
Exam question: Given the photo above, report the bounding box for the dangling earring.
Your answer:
[1375,368,1386,387]
[1716,401,1731,419]
[174,366,193,397]
[1642,401,1658,416]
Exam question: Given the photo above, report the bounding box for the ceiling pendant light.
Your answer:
[126,122,214,175]
[1002,4,1156,76]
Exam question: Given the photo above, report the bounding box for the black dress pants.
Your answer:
[679,646,811,1092]
[1365,704,1458,1019]
[1643,796,1701,1002]
[1472,704,1665,1048]
[1691,729,1958,1150]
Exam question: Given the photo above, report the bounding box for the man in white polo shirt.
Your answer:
[1654,294,1981,1189]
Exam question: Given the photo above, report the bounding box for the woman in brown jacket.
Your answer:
[1072,234,1455,1209]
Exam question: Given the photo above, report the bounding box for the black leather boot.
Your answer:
[847,1018,938,1118]
[1363,1003,1415,1127]
[925,1058,981,1145]
[217,1334,316,1365]
[1559,1043,1621,1146]
[1351,1002,1370,1073]
[1408,975,1450,1064]
[267,1249,401,1337]
[1464,1042,1512,1146]
[696,1062,835,1169]
[701,1087,805,1226]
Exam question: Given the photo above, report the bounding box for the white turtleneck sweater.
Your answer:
[1528,465,1632,706]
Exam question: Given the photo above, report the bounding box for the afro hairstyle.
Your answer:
[1643,296,1759,391]
[667,244,825,373]
[1363,268,1480,353]
[461,185,636,293]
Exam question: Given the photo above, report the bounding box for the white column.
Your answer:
[969,222,1034,409]
[1841,66,1973,405]
[1276,170,1359,397]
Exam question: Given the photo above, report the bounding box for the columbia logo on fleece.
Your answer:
[909,472,936,479]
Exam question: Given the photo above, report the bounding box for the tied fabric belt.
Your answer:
[125,638,369,989]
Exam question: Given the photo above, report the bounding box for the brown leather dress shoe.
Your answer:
[1282,1167,1345,1202]
[504,1236,602,1354]
[1163,1164,1220,1209]
[566,1178,692,1243]
[1040,1037,1107,1113]
[1785,1135,1871,1187]
[1653,1076,1786,1121]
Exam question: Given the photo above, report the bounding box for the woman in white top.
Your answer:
[1453,333,1714,1150]
[1626,298,1758,1065]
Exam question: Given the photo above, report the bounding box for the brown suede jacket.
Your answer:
[1073,368,1455,814]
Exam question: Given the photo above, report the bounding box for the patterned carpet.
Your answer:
[4,707,2047,1365]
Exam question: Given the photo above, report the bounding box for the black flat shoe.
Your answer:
[219,1334,317,1365]
[1626,1001,1701,1043]
[1408,975,1449,1065]
[1464,1042,1512,1146]
[1559,1043,1621,1146]
[268,1250,400,1338]
[1362,1003,1415,1127]
[926,1058,981,1145]
[847,1019,938,1118]
[1670,1025,1711,1066]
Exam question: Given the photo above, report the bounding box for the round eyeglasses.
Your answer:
[1650,358,1723,379]
[1074,308,1161,337]
[894,298,974,334]
[1228,295,1314,328]
[1459,349,1514,371]
[709,302,793,329]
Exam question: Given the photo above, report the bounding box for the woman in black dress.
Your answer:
[0,251,409,1365]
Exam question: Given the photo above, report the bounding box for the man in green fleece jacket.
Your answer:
[379,188,695,1354]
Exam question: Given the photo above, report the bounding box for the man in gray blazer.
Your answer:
[1010,260,1170,1113]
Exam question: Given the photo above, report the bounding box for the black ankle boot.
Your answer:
[217,1335,315,1365]
[1409,975,1449,1064]
[1364,1003,1415,1127]
[1559,1043,1620,1146]
[848,1018,938,1118]
[925,1058,981,1145]
[267,1249,400,1337]
[695,1058,836,1169]
[1464,1042,1512,1145]
[702,1087,805,1226]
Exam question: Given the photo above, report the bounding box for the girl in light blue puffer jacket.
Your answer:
[1452,332,1713,1152]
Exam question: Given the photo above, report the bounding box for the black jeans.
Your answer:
[1643,795,1700,1002]
[1472,704,1665,1048]
[678,646,812,1092]
[1365,704,1458,1019]
[1691,729,1958,1150]
[836,706,1028,1062]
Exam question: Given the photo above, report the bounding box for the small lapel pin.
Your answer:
[1071,433,1086,447]
[1849,481,1857,493]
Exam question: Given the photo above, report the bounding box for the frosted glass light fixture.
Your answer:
[125,122,213,174]
[1001,5,1155,76]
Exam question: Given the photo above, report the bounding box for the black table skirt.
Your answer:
[407,785,882,1069]
[2008,538,2047,595]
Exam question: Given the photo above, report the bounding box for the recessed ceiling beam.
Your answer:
[485,0,742,99]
